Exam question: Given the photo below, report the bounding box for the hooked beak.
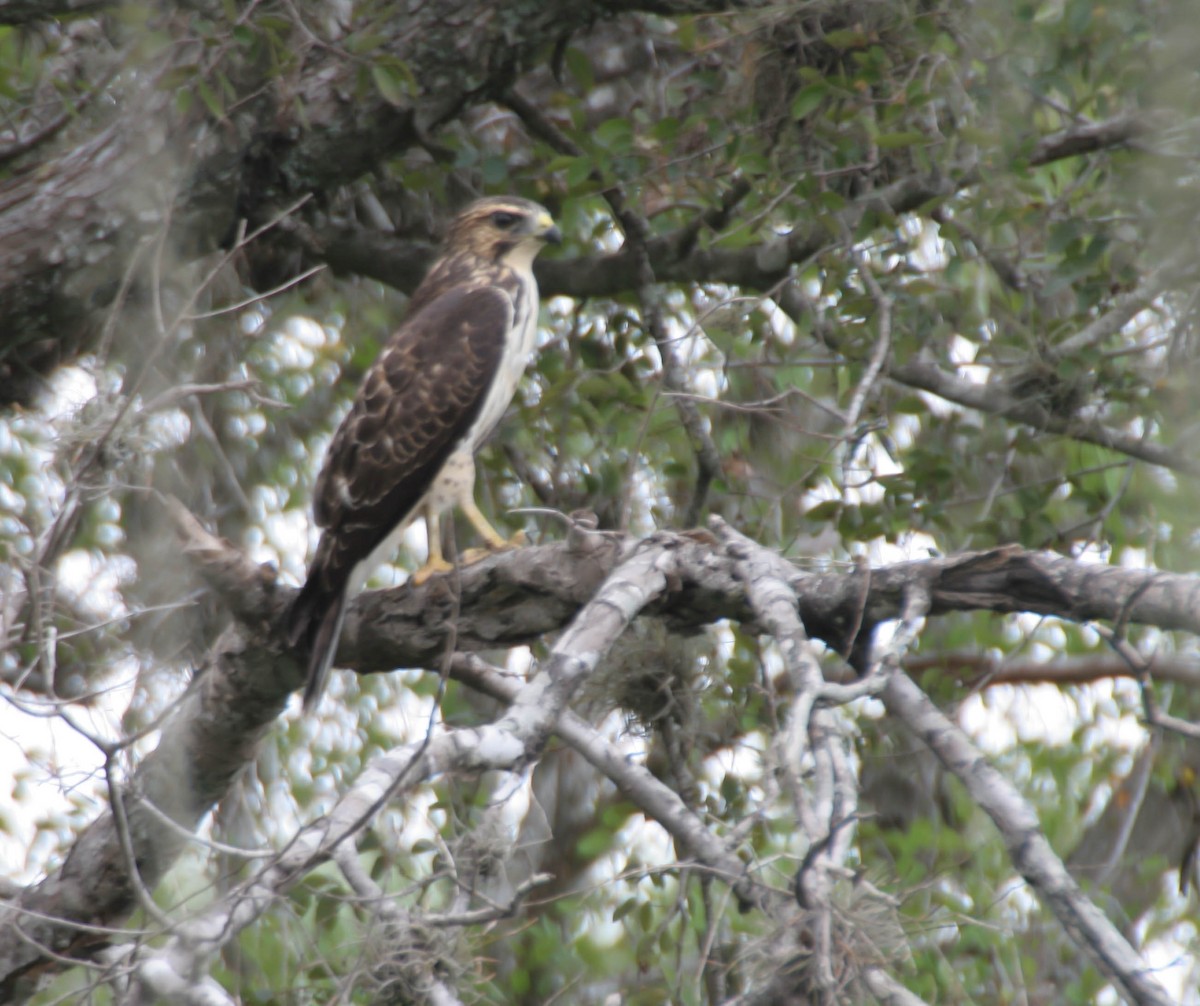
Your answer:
[534,210,563,245]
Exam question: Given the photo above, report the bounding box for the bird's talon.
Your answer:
[411,557,454,585]
[460,532,527,566]
[459,546,497,565]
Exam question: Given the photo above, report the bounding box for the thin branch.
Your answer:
[881,670,1175,1006]
[1028,113,1155,166]
[712,516,825,834]
[183,263,325,321]
[424,873,554,927]
[904,650,1200,690]
[450,652,767,912]
[842,241,893,433]
[503,85,722,526]
[103,764,174,932]
[859,967,936,1006]
[777,283,1200,478]
[1052,263,1175,359]
[140,379,266,416]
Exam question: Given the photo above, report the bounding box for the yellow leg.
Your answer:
[411,498,530,583]
[459,495,508,549]
[410,506,454,585]
[458,496,527,565]
[458,499,525,564]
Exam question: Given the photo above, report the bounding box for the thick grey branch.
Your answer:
[122,539,677,993]
[452,652,766,910]
[1029,113,1155,166]
[3,510,1196,997]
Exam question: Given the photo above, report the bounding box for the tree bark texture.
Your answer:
[0,501,1192,1000]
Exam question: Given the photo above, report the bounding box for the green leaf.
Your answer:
[565,155,595,189]
[790,83,827,120]
[345,31,387,54]
[564,47,594,90]
[371,63,413,107]
[823,27,870,49]
[196,79,223,119]
[594,117,632,153]
[576,826,614,859]
[874,130,927,149]
[805,499,842,522]
[613,896,638,922]
[480,153,508,185]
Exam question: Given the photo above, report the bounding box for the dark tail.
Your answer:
[286,582,348,712]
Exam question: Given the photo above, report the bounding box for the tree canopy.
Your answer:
[1,1,1198,1003]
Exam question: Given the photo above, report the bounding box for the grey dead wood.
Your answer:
[117,534,678,998]
[2,502,1198,998]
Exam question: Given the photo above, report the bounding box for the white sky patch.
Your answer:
[0,668,146,881]
[614,813,674,877]
[241,307,267,335]
[1070,539,1115,564]
[915,387,960,419]
[258,508,311,584]
[267,315,327,372]
[909,216,948,273]
[43,365,100,417]
[286,313,330,347]
[546,294,576,319]
[1134,911,1198,1006]
[143,406,192,453]
[961,683,1075,750]
[887,413,921,453]
[700,730,766,796]
[767,294,798,344]
[1117,546,1150,569]
[56,549,132,621]
[947,332,991,385]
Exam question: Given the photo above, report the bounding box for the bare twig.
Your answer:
[425,873,554,927]
[1052,263,1174,359]
[843,248,893,434]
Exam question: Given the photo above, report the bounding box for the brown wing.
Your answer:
[286,284,512,673]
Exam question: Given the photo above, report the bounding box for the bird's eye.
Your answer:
[490,211,520,229]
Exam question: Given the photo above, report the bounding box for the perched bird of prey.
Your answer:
[287,196,562,710]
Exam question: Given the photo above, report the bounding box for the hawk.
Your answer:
[287,196,562,710]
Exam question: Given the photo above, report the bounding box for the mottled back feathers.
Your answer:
[286,196,560,710]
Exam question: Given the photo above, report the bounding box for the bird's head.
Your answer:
[447,196,562,270]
